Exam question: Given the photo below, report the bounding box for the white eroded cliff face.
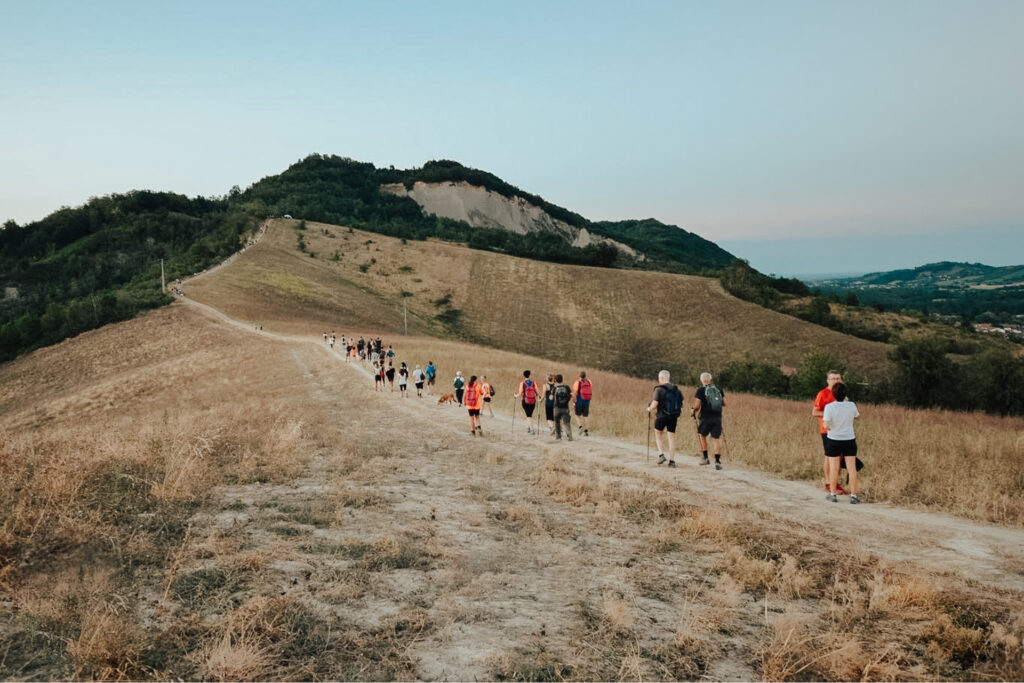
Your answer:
[380,181,641,259]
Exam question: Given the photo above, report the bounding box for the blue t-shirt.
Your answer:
[425,365,436,379]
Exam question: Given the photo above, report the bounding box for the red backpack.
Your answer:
[578,379,592,400]
[465,383,478,405]
[523,379,537,404]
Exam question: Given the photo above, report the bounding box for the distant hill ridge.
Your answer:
[240,155,737,274]
[824,261,1024,288]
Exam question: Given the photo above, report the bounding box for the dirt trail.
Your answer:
[176,293,1024,596]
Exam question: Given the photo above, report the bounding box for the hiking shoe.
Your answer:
[827,493,838,502]
[584,429,589,436]
[850,495,861,504]
[715,463,722,470]
[657,454,667,465]
[477,428,483,436]
[668,460,677,468]
[699,457,710,466]
[470,430,476,436]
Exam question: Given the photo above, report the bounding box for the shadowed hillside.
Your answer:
[187,219,890,377]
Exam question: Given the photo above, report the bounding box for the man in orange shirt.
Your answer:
[812,370,848,494]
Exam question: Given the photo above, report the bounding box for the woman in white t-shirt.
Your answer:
[822,382,861,504]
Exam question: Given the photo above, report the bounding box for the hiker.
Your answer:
[386,361,396,390]
[375,337,383,355]
[543,373,557,434]
[386,345,395,361]
[465,375,484,435]
[691,372,726,469]
[425,361,437,393]
[516,370,539,434]
[822,382,861,503]
[647,370,683,467]
[453,371,465,406]
[812,370,851,494]
[572,371,593,436]
[357,337,365,358]
[398,362,409,397]
[481,376,494,417]
[373,362,383,391]
[413,364,425,397]
[552,374,573,441]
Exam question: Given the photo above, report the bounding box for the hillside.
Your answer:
[186,219,892,378]
[810,261,1024,320]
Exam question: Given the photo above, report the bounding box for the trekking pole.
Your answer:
[692,413,702,457]
[646,411,651,463]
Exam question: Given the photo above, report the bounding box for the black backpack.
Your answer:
[704,385,724,413]
[554,384,571,409]
[662,384,683,417]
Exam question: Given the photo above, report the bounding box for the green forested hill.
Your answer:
[0,192,255,361]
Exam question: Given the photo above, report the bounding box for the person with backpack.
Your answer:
[425,361,436,393]
[398,362,409,397]
[551,374,573,441]
[543,373,557,434]
[480,376,494,417]
[516,370,539,434]
[822,382,861,503]
[647,370,682,467]
[572,371,593,436]
[453,371,465,406]
[385,361,396,391]
[413,364,425,397]
[465,375,484,435]
[691,372,726,469]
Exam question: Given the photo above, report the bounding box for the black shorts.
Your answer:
[522,401,536,417]
[415,382,424,389]
[427,377,435,385]
[574,399,590,417]
[654,415,678,433]
[825,437,858,458]
[468,408,480,416]
[484,397,491,403]
[697,418,722,439]
[545,403,554,421]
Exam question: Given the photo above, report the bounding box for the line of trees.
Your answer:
[717,342,1024,417]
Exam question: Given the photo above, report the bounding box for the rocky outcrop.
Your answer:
[381,181,641,259]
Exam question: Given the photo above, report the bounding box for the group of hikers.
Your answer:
[322,332,861,502]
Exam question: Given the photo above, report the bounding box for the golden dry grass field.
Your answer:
[3,221,1024,681]
[186,219,893,376]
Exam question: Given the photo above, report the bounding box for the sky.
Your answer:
[2,0,1022,277]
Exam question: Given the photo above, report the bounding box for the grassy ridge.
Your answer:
[188,219,891,379]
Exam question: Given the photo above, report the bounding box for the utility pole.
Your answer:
[161,259,165,293]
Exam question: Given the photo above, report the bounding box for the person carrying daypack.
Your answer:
[481,376,494,417]
[572,371,593,436]
[551,374,573,441]
[691,372,726,469]
[465,375,484,435]
[647,369,682,467]
[516,370,539,434]
[453,371,465,406]
[543,374,557,434]
[425,361,436,393]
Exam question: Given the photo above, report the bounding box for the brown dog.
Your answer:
[437,393,457,405]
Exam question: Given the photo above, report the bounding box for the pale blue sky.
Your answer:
[2,0,1022,275]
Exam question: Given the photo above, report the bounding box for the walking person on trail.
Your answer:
[453,371,465,406]
[398,362,409,397]
[425,361,437,394]
[822,382,861,504]
[386,345,395,361]
[692,372,726,469]
[515,370,539,434]
[543,374,557,434]
[480,376,494,417]
[357,337,366,362]
[647,370,683,467]
[572,371,593,436]
[812,370,851,494]
[551,374,574,441]
[373,362,383,392]
[413,365,425,397]
[465,375,484,435]
[386,361,396,391]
